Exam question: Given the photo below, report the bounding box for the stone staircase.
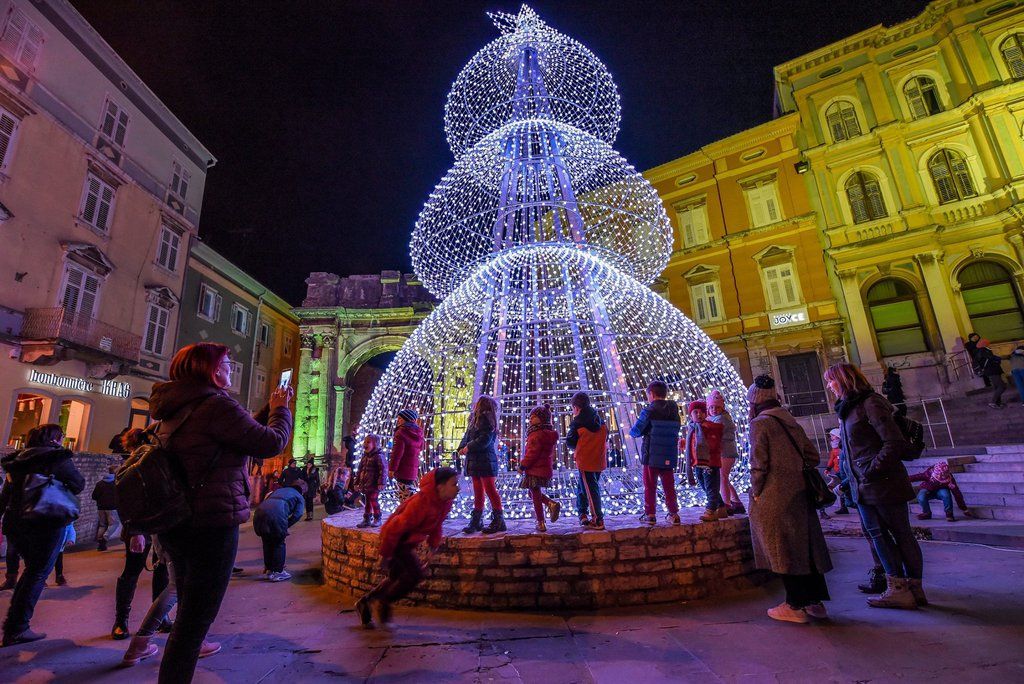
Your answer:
[913,388,1024,447]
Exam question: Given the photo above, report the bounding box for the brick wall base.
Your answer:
[322,514,770,610]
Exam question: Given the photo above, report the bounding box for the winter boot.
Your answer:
[908,578,928,607]
[867,575,918,609]
[356,515,372,528]
[372,515,382,527]
[112,576,133,640]
[483,510,507,534]
[121,635,158,666]
[462,510,483,534]
[857,566,885,594]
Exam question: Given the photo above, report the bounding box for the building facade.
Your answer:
[294,272,434,466]
[0,0,214,451]
[177,241,299,469]
[645,114,847,415]
[775,0,1024,397]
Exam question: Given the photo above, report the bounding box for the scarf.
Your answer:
[750,398,781,419]
[835,389,873,419]
[527,422,554,437]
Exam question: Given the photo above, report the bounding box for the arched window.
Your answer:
[825,101,862,142]
[845,172,888,223]
[958,261,1024,341]
[1000,33,1024,79]
[928,149,976,204]
[903,76,943,118]
[867,279,930,356]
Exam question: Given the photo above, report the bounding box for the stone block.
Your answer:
[508,536,544,549]
[560,549,594,563]
[701,552,726,566]
[592,547,617,562]
[545,565,582,578]
[634,559,673,573]
[673,556,701,570]
[496,552,530,566]
[511,567,545,579]
[617,545,648,560]
[542,580,571,594]
[692,539,711,554]
[579,531,613,545]
[482,568,512,579]
[611,527,649,542]
[527,550,559,565]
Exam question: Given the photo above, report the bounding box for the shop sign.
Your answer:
[28,369,131,399]
[769,306,810,330]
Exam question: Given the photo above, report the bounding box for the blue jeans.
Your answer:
[576,471,603,522]
[917,488,953,516]
[696,467,724,511]
[2,523,65,637]
[1011,368,1024,403]
[856,502,923,579]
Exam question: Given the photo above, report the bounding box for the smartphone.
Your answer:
[278,368,293,388]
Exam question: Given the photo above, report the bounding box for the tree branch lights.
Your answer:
[358,6,750,518]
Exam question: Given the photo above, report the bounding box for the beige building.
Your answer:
[0,0,214,451]
[775,0,1024,398]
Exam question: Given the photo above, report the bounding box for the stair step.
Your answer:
[955,482,1024,494]
[927,525,1024,549]
[977,453,1024,463]
[954,472,1024,483]
[963,462,1024,472]
[964,505,1024,521]
[985,445,1024,455]
[953,493,1024,507]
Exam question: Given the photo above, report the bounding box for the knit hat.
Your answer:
[746,374,778,404]
[687,400,707,415]
[398,408,419,423]
[530,403,552,423]
[706,389,725,408]
[829,428,841,440]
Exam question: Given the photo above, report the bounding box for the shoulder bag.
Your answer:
[768,415,836,509]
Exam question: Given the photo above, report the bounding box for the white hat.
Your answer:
[829,428,841,439]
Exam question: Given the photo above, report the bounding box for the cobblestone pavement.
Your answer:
[1,508,1022,683]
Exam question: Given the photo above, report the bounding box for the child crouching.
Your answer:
[355,467,460,628]
[682,400,726,522]
[518,404,561,532]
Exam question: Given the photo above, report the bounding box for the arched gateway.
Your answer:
[292,271,435,466]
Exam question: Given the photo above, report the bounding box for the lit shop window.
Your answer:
[7,392,52,448]
[58,398,91,451]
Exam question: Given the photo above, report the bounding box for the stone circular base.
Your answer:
[322,509,769,610]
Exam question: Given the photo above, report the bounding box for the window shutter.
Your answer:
[847,178,869,223]
[102,101,117,138]
[765,267,781,307]
[826,108,846,142]
[949,153,975,198]
[81,176,99,223]
[168,231,179,270]
[929,156,959,203]
[694,205,709,244]
[706,283,719,319]
[1003,37,1024,78]
[96,183,114,231]
[680,208,695,246]
[905,81,927,119]
[62,266,83,313]
[0,108,18,168]
[214,294,223,321]
[748,187,766,227]
[19,21,43,70]
[80,273,99,317]
[0,9,26,60]
[696,295,706,321]
[144,305,157,352]
[841,105,861,137]
[764,192,780,223]
[781,266,797,305]
[865,178,886,219]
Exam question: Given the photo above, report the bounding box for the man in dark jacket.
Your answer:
[280,459,304,488]
[0,424,85,646]
[975,339,1007,408]
[629,380,682,525]
[253,482,306,582]
[91,466,119,551]
[302,460,320,521]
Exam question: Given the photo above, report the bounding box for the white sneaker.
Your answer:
[766,601,810,624]
[267,570,292,582]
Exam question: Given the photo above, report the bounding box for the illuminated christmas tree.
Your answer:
[360,6,749,517]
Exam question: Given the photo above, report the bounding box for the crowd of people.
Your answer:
[0,337,996,676]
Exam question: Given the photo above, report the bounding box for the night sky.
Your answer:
[72,0,929,305]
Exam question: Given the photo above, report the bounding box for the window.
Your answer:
[1000,33,1024,79]
[228,361,242,394]
[928,149,976,204]
[0,7,44,71]
[0,106,19,171]
[824,100,862,142]
[744,182,782,228]
[845,172,887,223]
[958,261,1024,342]
[170,160,190,199]
[7,392,52,448]
[903,76,943,119]
[197,283,222,321]
[283,334,293,357]
[258,321,272,347]
[762,264,800,308]
[867,279,930,356]
[100,99,129,147]
[231,304,251,336]
[690,281,723,324]
[58,398,91,451]
[676,202,710,247]
[79,173,116,233]
[143,303,170,355]
[254,369,267,403]
[60,263,101,318]
[156,226,181,271]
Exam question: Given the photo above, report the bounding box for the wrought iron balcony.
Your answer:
[20,307,141,363]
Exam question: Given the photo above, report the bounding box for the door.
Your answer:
[776,352,828,417]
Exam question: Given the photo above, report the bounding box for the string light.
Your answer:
[357,5,750,519]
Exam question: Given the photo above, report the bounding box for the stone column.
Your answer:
[331,384,353,463]
[837,268,879,368]
[914,251,962,354]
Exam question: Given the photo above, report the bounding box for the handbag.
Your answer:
[19,473,81,526]
[768,415,837,509]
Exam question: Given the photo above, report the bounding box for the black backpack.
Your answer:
[115,397,217,534]
[893,412,926,461]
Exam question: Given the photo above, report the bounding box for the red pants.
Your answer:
[363,489,380,517]
[471,476,502,512]
[643,466,678,516]
[527,487,554,522]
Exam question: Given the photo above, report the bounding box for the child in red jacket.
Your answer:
[389,408,426,503]
[681,400,725,522]
[355,467,459,628]
[518,404,561,532]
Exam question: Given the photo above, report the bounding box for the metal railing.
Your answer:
[20,307,141,363]
[798,396,955,453]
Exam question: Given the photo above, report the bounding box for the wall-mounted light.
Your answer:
[794,160,810,174]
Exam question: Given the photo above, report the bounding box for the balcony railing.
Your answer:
[20,307,141,363]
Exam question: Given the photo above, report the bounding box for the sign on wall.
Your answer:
[769,306,810,330]
[28,370,131,399]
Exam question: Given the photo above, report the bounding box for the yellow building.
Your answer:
[775,0,1024,397]
[645,113,847,415]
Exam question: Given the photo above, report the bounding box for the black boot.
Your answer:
[483,510,507,534]
[112,576,133,640]
[462,510,483,534]
[858,565,886,594]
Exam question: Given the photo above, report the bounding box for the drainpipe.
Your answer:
[246,290,266,410]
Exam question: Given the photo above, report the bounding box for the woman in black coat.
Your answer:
[0,424,85,647]
[825,363,923,610]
